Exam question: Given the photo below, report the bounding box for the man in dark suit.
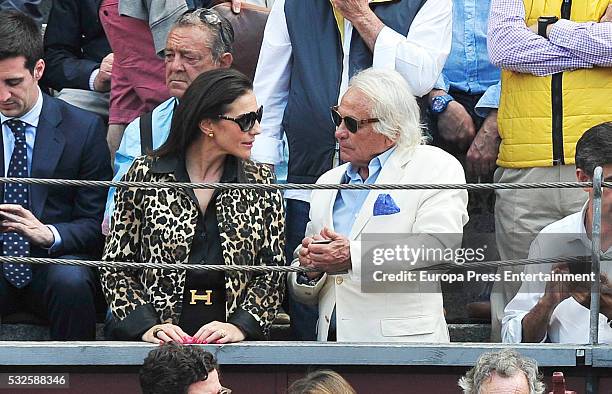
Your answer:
[0,10,112,340]
[42,0,112,120]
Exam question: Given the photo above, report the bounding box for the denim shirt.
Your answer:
[434,0,501,117]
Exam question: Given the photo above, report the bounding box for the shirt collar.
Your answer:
[0,87,43,128]
[345,146,396,182]
[576,201,591,248]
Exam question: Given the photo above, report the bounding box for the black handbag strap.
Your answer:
[139,110,154,156]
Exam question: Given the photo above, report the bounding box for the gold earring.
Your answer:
[208,132,214,137]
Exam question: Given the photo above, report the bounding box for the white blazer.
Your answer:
[288,145,469,342]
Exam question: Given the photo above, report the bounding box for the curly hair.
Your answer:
[139,343,218,394]
[458,349,545,394]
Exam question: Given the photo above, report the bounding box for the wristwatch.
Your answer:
[430,94,454,114]
[538,16,559,39]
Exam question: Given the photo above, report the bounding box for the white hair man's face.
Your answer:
[479,371,530,394]
[334,88,395,170]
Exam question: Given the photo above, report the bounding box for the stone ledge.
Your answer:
[0,323,490,342]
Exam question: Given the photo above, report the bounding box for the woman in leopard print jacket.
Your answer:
[101,69,285,344]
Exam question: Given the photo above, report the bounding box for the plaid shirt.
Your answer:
[488,0,612,76]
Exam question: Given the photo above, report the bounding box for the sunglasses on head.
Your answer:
[185,9,233,49]
[330,106,379,134]
[217,106,263,132]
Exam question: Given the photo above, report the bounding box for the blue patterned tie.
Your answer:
[2,119,32,288]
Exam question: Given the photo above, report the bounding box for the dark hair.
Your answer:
[575,122,612,177]
[173,8,234,61]
[0,10,43,73]
[139,343,218,394]
[153,68,253,158]
[288,370,356,394]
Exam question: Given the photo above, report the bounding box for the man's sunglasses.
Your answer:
[217,106,263,132]
[185,8,234,49]
[330,105,379,133]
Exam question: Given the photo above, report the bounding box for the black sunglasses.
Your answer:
[217,106,263,132]
[185,9,234,49]
[330,106,379,133]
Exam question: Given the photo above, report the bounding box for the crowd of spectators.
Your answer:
[0,0,610,349]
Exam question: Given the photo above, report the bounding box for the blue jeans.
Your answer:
[285,199,319,340]
[0,256,99,340]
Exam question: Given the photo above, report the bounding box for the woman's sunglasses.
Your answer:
[217,106,263,132]
[330,105,379,133]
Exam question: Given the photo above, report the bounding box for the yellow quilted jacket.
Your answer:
[498,0,612,168]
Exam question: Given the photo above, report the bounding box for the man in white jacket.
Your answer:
[287,69,468,342]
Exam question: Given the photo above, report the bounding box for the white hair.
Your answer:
[347,68,426,151]
[458,349,545,394]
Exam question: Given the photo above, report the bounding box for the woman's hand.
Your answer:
[142,323,188,344]
[193,321,246,344]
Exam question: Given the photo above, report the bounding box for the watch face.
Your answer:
[431,97,446,113]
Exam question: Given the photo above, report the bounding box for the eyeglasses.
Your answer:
[217,106,263,132]
[330,105,379,134]
[184,9,234,49]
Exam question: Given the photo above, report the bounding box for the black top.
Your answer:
[174,154,238,335]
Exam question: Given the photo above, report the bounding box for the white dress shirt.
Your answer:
[251,0,452,203]
[502,203,612,344]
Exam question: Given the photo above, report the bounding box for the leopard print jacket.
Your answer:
[100,156,285,338]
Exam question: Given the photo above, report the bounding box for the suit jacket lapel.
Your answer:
[30,96,64,218]
[348,147,413,239]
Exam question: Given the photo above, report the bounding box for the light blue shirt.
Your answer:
[332,147,395,237]
[105,97,176,222]
[0,88,61,251]
[434,0,501,117]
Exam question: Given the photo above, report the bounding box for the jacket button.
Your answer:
[335,277,343,285]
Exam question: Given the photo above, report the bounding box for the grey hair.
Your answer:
[347,68,426,151]
[172,8,234,62]
[458,349,545,394]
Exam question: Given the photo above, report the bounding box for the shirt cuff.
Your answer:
[251,134,284,165]
[372,26,402,70]
[501,310,548,343]
[110,304,161,341]
[45,225,62,254]
[475,82,501,118]
[432,73,450,92]
[228,307,265,340]
[89,69,100,91]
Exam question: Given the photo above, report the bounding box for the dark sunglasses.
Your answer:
[217,106,263,132]
[185,9,233,49]
[330,106,379,133]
